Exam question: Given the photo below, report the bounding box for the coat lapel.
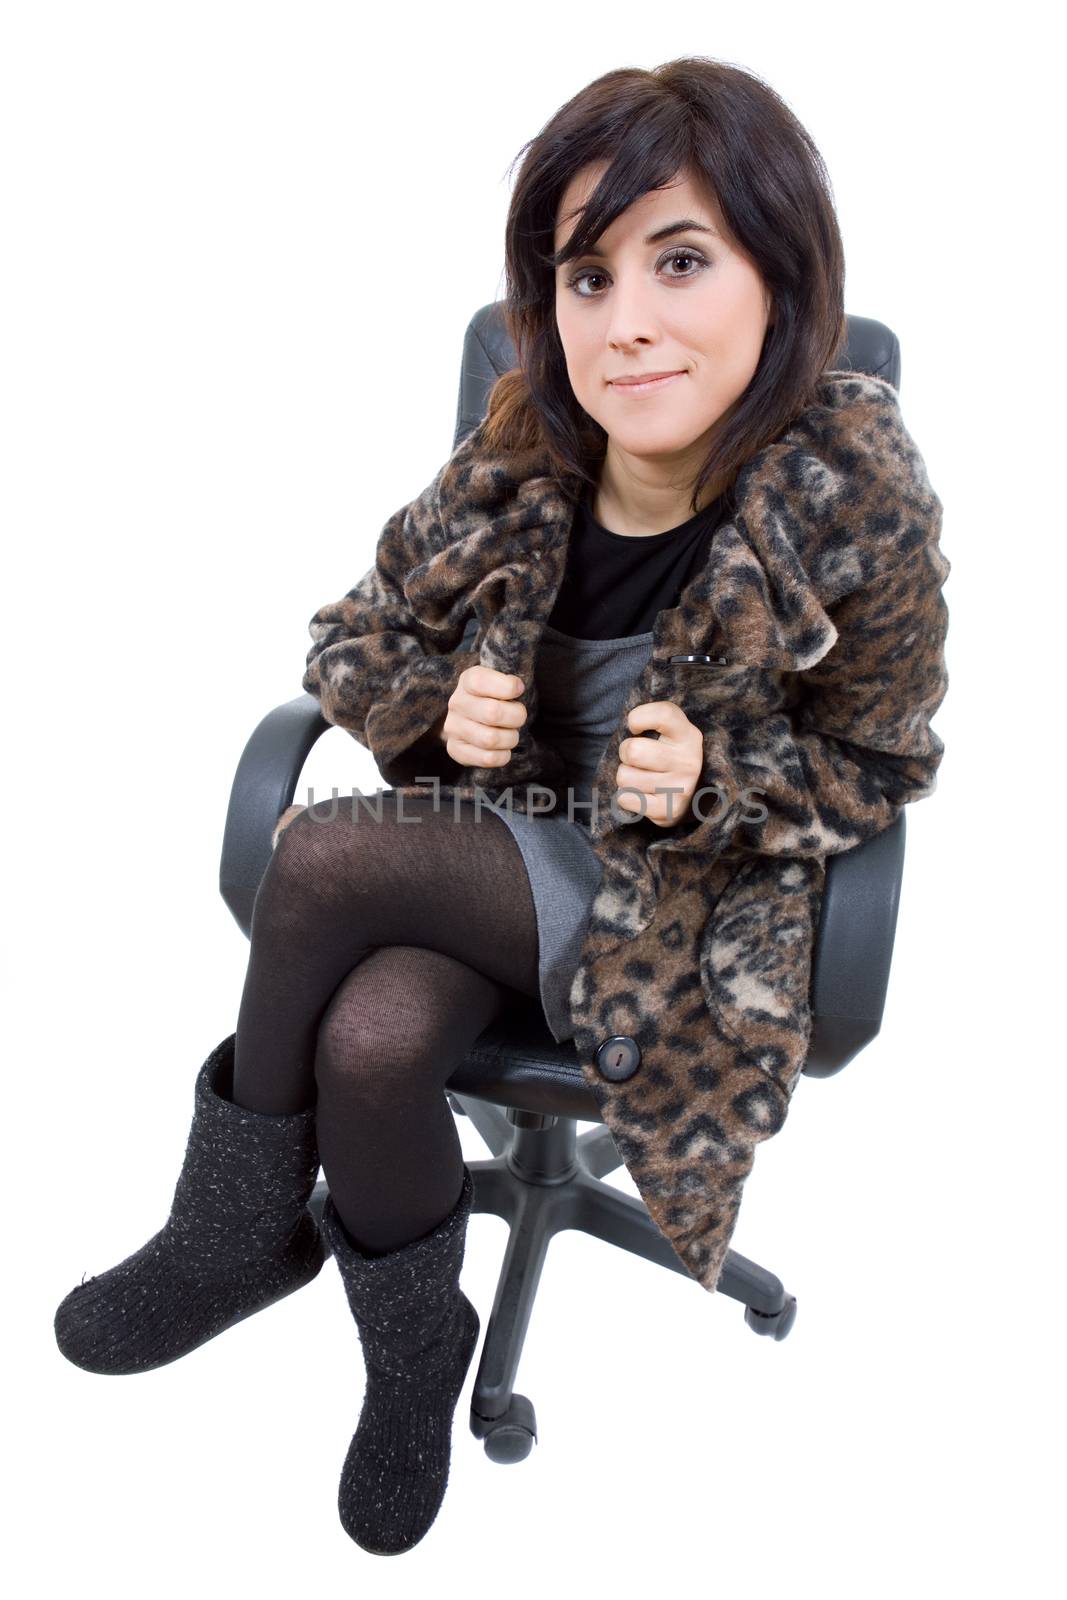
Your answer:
[401,433,841,855]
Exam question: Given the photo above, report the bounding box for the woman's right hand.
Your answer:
[432,664,528,768]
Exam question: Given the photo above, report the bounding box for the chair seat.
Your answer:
[448,995,601,1122]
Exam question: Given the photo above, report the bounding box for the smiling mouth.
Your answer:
[609,372,685,395]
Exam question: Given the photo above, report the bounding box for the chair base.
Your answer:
[465,1094,798,1458]
[306,1094,796,1464]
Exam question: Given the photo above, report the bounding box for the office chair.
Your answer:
[220,306,908,1465]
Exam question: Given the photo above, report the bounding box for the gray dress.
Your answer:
[493,622,656,1044]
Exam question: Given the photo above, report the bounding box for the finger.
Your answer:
[627,700,685,735]
[617,767,689,816]
[465,665,526,700]
[616,786,673,826]
[449,712,520,753]
[614,787,670,824]
[447,736,514,768]
[619,737,671,772]
[453,688,527,728]
[615,762,664,793]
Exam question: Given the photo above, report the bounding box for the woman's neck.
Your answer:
[590,469,728,538]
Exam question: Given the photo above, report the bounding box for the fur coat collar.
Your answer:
[301,370,951,1293]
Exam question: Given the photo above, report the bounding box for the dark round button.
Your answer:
[594,1035,641,1082]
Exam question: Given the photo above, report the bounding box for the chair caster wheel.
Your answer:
[744,1294,797,1340]
[446,1092,467,1117]
[475,1393,538,1464]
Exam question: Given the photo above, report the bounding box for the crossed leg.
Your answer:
[231,789,542,1248]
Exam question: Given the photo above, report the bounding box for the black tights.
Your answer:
[231,790,541,1253]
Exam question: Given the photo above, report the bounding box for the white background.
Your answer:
[5,2,1063,1594]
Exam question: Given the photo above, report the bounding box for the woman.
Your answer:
[53,56,950,1557]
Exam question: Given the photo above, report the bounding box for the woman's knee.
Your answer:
[259,796,368,914]
[268,790,431,880]
[313,951,454,1104]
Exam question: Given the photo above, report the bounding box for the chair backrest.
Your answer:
[450,303,909,1077]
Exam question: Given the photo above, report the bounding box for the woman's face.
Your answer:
[553,163,773,492]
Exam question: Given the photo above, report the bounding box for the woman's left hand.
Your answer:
[614,701,704,827]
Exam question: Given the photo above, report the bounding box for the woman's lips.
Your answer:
[608,371,685,396]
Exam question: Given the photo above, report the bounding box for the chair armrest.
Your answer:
[219,692,331,939]
[804,809,907,1077]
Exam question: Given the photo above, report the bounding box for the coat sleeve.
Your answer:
[301,465,480,789]
[680,528,951,859]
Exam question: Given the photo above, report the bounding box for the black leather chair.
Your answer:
[220,306,908,1464]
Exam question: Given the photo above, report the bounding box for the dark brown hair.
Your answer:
[481,56,847,515]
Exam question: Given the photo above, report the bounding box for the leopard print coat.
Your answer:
[298,371,951,1295]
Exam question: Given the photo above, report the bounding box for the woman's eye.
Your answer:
[566,250,709,298]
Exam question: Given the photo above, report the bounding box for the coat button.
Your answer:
[594,1035,641,1082]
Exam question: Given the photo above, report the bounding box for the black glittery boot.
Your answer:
[53,1033,325,1376]
[320,1164,481,1556]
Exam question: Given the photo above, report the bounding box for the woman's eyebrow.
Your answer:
[563,218,719,259]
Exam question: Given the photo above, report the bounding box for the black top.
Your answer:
[544,481,729,640]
